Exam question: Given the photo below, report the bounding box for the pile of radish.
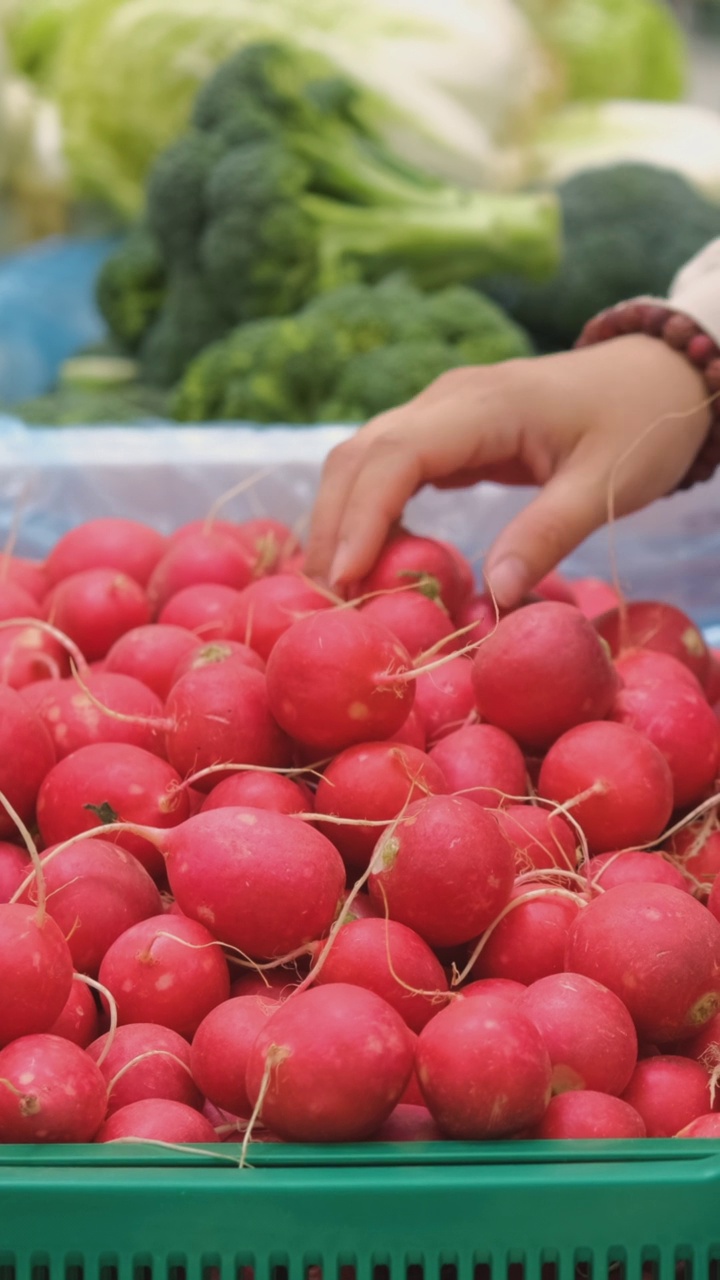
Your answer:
[1,514,720,1147]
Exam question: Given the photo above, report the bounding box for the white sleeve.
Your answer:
[665,238,720,346]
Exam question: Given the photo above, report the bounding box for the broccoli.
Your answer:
[172,277,531,424]
[95,226,166,353]
[481,164,720,353]
[100,41,559,387]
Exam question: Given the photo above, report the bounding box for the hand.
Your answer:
[305,335,710,608]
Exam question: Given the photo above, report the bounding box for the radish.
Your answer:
[45,568,151,661]
[0,904,74,1044]
[372,1104,442,1142]
[200,771,309,817]
[621,1056,714,1137]
[521,972,638,1095]
[358,592,454,659]
[311,917,449,1033]
[0,841,30,901]
[495,805,578,873]
[538,721,674,854]
[20,837,162,975]
[191,995,279,1117]
[709,875,720,924]
[96,1098,218,1144]
[169,518,245,546]
[88,1022,203,1114]
[45,519,167,589]
[679,1011,720,1065]
[565,882,720,1043]
[570,578,620,620]
[32,670,165,760]
[614,648,702,694]
[535,572,577,605]
[472,603,618,752]
[314,742,447,874]
[460,978,526,1002]
[676,1114,720,1138]
[98,914,230,1037]
[0,623,69,688]
[147,531,253,614]
[589,850,690,895]
[163,808,345,959]
[0,580,41,621]
[266,611,415,754]
[428,724,527,809]
[532,1091,646,1140]
[104,624,197,700]
[594,601,711,689]
[436,540,475,611]
[220,574,334,662]
[36,745,190,881]
[454,594,502,645]
[231,518,300,574]
[158,584,241,638]
[245,984,414,1142]
[0,685,56,837]
[387,707,427,751]
[416,994,552,1139]
[665,821,720,895]
[368,795,515,949]
[0,1034,107,1142]
[469,884,580,987]
[353,531,468,616]
[707,652,720,705]
[171,639,265,683]
[230,968,300,1000]
[610,681,720,808]
[413,657,476,744]
[49,977,100,1048]
[165,663,291,787]
[1,556,48,601]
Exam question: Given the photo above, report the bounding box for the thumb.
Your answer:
[484,467,609,609]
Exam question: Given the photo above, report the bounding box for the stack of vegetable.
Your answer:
[0,513,720,1144]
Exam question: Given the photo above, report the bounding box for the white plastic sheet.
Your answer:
[0,415,719,629]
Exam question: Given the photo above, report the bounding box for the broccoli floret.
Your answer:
[146,133,226,265]
[482,164,720,352]
[96,226,166,353]
[319,340,465,422]
[139,269,230,386]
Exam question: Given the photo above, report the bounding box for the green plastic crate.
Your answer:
[0,1141,719,1280]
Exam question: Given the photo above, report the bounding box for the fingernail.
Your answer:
[329,542,351,587]
[486,556,529,609]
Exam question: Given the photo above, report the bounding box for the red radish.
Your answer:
[469,884,579,986]
[472,603,618,752]
[172,639,265,683]
[621,1056,714,1137]
[169,518,245,545]
[386,706,427,751]
[104,625,197,700]
[707,652,720,705]
[0,904,74,1045]
[368,795,514,949]
[221,574,334,662]
[0,623,69,688]
[164,808,345,959]
[191,995,279,1117]
[676,1113,720,1137]
[88,1022,203,1114]
[45,568,151,661]
[245,984,414,1142]
[428,724,527,809]
[496,805,578,874]
[0,580,41,621]
[158,584,240,638]
[21,837,162,975]
[36,745,190,881]
[535,572,576,605]
[416,994,551,1139]
[314,742,447,874]
[565,883,720,1043]
[413,657,476,744]
[200,771,309,816]
[399,1043,424,1107]
[436,540,474,611]
[570,578,620,619]
[372,1104,442,1142]
[538,721,674,854]
[665,822,720,895]
[358,591,454,659]
[231,518,301,574]
[0,684,56,837]
[1,556,48,601]
[32,670,165,761]
[521,972,637,1095]
[339,891,380,922]
[709,876,720,924]
[589,850,690,895]
[165,663,291,788]
[147,531,253,614]
[98,914,230,1038]
[460,978,526,1002]
[230,968,300,1000]
[45,519,166,589]
[49,978,100,1048]
[353,531,467,616]
[0,1034,107,1142]
[533,1090,646,1140]
[594,601,711,689]
[266,611,415,754]
[312,917,449,1033]
[679,1011,720,1065]
[96,1097,218,1144]
[615,648,701,694]
[610,681,720,808]
[454,594,501,644]
[0,841,30,901]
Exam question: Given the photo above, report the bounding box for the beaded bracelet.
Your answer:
[575,302,720,490]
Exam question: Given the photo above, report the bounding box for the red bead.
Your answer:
[643,305,671,337]
[614,303,644,334]
[686,334,717,368]
[663,313,698,350]
[703,358,720,393]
